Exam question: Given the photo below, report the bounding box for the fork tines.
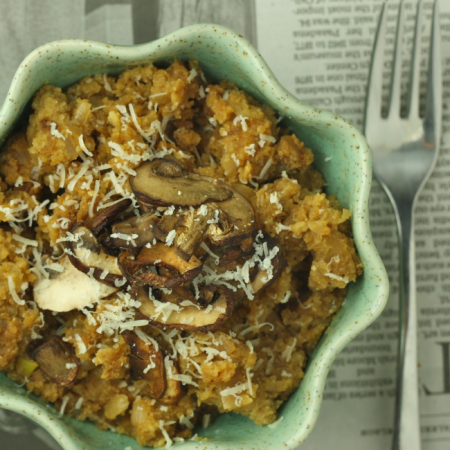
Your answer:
[365,0,441,138]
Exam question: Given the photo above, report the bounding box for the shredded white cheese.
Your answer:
[268,416,284,429]
[79,134,93,157]
[103,74,112,92]
[202,414,211,429]
[50,122,65,140]
[159,420,173,448]
[233,115,248,132]
[75,334,87,354]
[187,68,197,83]
[325,273,349,284]
[59,395,70,416]
[75,397,84,410]
[282,338,297,362]
[280,291,291,304]
[258,133,276,148]
[165,230,176,246]
[7,276,25,305]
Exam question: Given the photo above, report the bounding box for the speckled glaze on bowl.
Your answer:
[0,24,388,450]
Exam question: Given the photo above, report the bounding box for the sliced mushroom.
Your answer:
[161,357,182,405]
[33,255,118,312]
[30,336,80,386]
[135,285,234,332]
[122,330,166,399]
[130,159,232,208]
[102,212,159,249]
[153,213,182,242]
[67,223,126,287]
[118,242,202,288]
[207,185,255,247]
[90,198,132,236]
[172,207,215,261]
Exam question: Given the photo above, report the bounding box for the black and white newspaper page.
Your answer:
[0,1,449,449]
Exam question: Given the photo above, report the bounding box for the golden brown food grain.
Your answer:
[0,60,362,448]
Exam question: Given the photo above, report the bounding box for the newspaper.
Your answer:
[1,1,449,449]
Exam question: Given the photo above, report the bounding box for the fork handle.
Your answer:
[390,193,421,450]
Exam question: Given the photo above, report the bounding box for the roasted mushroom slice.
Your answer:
[102,212,159,249]
[130,159,232,208]
[118,242,202,288]
[67,223,126,287]
[136,285,234,332]
[207,185,255,247]
[90,198,132,236]
[33,255,118,312]
[172,207,215,261]
[161,357,182,405]
[153,213,182,242]
[122,330,166,399]
[30,336,80,387]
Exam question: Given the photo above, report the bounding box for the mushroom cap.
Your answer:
[33,255,118,312]
[122,330,166,399]
[207,185,255,247]
[68,223,126,287]
[90,198,132,236]
[130,159,233,208]
[135,285,234,332]
[30,336,80,386]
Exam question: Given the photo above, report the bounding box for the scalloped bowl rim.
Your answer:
[0,23,389,450]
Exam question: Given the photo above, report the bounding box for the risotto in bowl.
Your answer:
[0,24,388,450]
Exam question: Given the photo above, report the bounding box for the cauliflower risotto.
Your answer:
[0,60,362,448]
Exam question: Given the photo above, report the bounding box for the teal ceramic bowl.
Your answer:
[0,24,388,450]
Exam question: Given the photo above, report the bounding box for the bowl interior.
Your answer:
[0,24,389,450]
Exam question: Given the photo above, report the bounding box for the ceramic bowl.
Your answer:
[0,23,389,450]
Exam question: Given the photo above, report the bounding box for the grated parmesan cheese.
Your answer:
[325,273,349,284]
[255,158,273,180]
[280,291,291,304]
[12,234,38,248]
[268,416,284,429]
[103,74,112,92]
[8,276,25,305]
[75,397,84,410]
[240,322,274,337]
[282,338,297,362]
[258,133,276,148]
[231,153,240,166]
[202,414,211,429]
[165,229,176,246]
[74,334,87,354]
[159,420,173,448]
[244,143,256,156]
[50,122,65,140]
[79,134,93,157]
[89,179,101,217]
[59,395,70,416]
[187,68,197,83]
[67,161,91,192]
[233,115,248,132]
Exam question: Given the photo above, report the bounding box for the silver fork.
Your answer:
[364,2,441,450]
